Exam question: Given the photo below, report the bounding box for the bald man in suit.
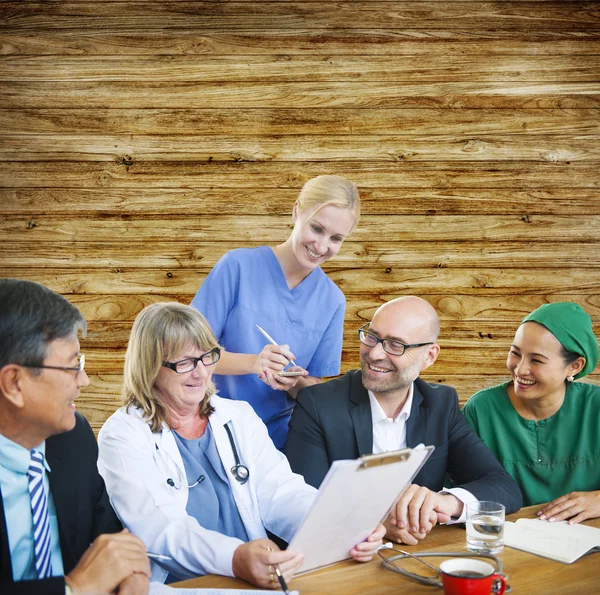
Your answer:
[286,297,522,545]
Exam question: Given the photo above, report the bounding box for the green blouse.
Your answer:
[462,381,600,507]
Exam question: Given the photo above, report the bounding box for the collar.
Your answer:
[0,433,50,474]
[368,383,414,424]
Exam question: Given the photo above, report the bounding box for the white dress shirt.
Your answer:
[368,384,476,522]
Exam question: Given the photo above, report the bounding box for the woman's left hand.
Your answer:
[537,490,600,524]
[349,523,387,562]
[258,366,308,391]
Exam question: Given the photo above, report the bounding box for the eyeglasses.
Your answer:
[20,353,86,374]
[358,324,434,357]
[162,347,221,374]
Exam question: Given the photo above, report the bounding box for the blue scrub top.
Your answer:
[191,246,345,449]
[166,424,249,582]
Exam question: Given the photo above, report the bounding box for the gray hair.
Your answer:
[0,279,86,373]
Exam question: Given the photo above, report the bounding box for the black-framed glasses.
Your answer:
[162,347,221,374]
[358,324,434,357]
[20,353,86,374]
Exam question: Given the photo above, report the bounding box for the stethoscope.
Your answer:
[154,422,250,489]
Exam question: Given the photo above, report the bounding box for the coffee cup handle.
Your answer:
[491,573,507,595]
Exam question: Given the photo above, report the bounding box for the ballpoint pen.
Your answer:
[255,324,297,366]
[267,546,291,595]
[273,563,291,595]
[147,551,173,562]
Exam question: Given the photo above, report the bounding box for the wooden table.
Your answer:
[174,506,600,594]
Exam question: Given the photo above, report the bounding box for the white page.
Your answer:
[504,518,600,564]
[150,583,298,595]
[288,445,433,573]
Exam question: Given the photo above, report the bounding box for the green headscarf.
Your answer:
[522,302,599,378]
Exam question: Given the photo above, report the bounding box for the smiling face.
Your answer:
[507,322,584,403]
[154,344,215,415]
[21,335,89,440]
[289,202,355,271]
[360,298,439,399]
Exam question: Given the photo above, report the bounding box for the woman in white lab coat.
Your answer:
[98,302,384,587]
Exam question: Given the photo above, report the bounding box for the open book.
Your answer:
[504,518,600,564]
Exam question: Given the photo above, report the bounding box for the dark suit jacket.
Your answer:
[0,412,123,595]
[285,371,522,513]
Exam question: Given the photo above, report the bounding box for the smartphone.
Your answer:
[277,371,306,377]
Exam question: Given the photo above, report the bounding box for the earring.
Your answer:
[567,375,575,383]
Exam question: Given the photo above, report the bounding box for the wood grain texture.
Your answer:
[2,108,597,136]
[2,81,599,109]
[3,214,600,243]
[3,188,600,215]
[1,3,598,31]
[4,55,599,83]
[2,134,599,163]
[1,161,597,188]
[1,0,598,433]
[5,267,600,295]
[4,241,600,269]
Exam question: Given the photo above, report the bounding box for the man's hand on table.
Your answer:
[384,484,463,545]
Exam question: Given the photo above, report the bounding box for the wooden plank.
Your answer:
[0,161,597,188]
[2,214,600,243]
[3,241,600,270]
[78,343,600,374]
[6,267,600,295]
[1,3,598,32]
[3,188,600,216]
[3,55,599,83]
[2,134,599,163]
[2,31,600,57]
[61,293,600,323]
[1,108,597,136]
[80,320,600,348]
[2,81,599,109]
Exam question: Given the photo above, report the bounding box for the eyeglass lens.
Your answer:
[174,349,220,373]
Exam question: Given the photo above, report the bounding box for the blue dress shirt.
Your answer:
[0,433,64,580]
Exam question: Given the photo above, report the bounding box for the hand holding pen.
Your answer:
[255,325,307,390]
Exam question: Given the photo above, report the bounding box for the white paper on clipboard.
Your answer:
[288,444,434,574]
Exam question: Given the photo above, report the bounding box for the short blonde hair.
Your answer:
[123,302,220,432]
[297,175,360,230]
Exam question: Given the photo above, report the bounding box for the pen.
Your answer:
[255,325,296,366]
[274,563,291,595]
[267,546,291,595]
[147,551,173,562]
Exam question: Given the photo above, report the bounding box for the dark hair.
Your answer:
[0,279,86,372]
[560,344,582,366]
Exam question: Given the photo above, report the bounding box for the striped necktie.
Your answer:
[27,450,53,579]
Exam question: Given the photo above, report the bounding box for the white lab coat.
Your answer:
[97,395,317,583]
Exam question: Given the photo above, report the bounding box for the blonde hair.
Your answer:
[123,302,220,432]
[296,175,360,230]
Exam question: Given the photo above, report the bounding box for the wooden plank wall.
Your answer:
[1,1,599,432]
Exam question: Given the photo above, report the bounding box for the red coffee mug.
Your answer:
[439,558,506,595]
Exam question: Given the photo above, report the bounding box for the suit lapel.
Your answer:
[46,440,77,570]
[0,488,14,582]
[406,382,427,447]
[349,372,374,456]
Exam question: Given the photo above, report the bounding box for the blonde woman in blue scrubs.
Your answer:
[191,175,360,449]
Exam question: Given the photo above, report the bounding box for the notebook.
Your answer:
[504,518,600,564]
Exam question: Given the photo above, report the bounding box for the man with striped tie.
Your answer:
[0,279,150,594]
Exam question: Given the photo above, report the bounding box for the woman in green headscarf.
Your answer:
[463,302,600,523]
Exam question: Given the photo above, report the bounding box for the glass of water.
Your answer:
[466,500,505,554]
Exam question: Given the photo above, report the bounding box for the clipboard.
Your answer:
[288,444,434,574]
